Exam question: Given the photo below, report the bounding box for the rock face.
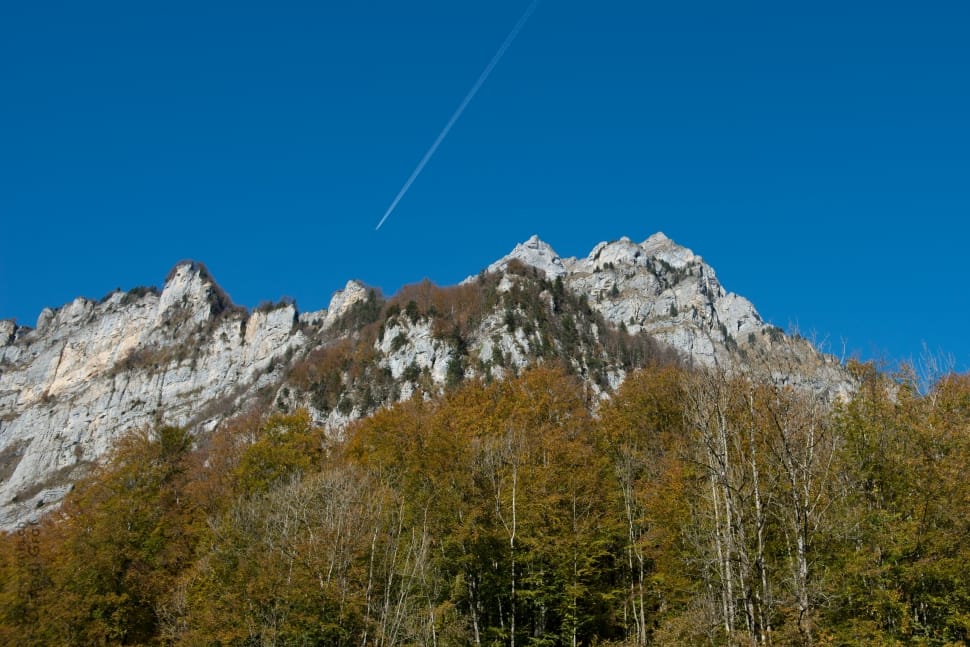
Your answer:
[484,234,568,279]
[484,233,846,387]
[0,234,851,530]
[0,263,357,529]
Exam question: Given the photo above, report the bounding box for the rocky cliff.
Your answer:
[0,234,850,529]
[481,233,845,385]
[0,263,377,528]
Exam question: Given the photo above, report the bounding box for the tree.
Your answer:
[596,364,693,645]
[345,368,628,646]
[233,409,323,495]
[15,425,201,645]
[174,464,374,646]
[679,366,841,646]
[825,364,970,644]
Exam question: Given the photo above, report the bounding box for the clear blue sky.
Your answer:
[2,1,968,369]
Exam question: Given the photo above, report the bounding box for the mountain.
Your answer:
[478,233,840,376]
[0,234,849,529]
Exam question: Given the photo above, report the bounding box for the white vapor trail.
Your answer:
[375,0,540,230]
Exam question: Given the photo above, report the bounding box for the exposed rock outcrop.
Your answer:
[0,234,851,529]
[485,233,847,390]
[0,262,336,528]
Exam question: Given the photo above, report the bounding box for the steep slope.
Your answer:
[0,234,851,529]
[278,262,678,430]
[0,263,374,528]
[484,233,847,389]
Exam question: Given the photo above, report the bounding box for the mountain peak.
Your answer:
[323,280,370,328]
[159,260,236,321]
[162,260,228,296]
[485,235,567,279]
[640,232,699,269]
[586,237,645,267]
[0,233,853,530]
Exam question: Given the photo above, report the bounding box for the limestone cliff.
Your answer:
[481,233,847,389]
[0,235,851,529]
[0,264,376,528]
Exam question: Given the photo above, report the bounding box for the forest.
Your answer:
[2,359,969,646]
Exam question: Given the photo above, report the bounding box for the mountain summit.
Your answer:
[483,233,788,369]
[0,234,848,528]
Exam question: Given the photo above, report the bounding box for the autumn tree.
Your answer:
[3,424,201,645]
[172,464,375,646]
[824,364,970,644]
[596,364,694,645]
[346,367,628,646]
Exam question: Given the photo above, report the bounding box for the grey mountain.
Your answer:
[0,234,849,529]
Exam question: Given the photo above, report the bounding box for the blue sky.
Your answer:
[2,0,968,369]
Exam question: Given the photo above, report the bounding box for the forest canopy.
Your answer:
[2,363,969,645]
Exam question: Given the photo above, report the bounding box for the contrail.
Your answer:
[375,1,540,230]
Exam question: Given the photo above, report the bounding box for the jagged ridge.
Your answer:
[0,233,850,529]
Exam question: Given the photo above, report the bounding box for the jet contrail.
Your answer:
[375,0,540,230]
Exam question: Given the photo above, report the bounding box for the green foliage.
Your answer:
[390,331,408,352]
[254,296,295,313]
[445,355,466,387]
[332,287,384,332]
[765,325,785,342]
[821,370,970,644]
[119,285,160,306]
[401,361,421,382]
[404,298,420,322]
